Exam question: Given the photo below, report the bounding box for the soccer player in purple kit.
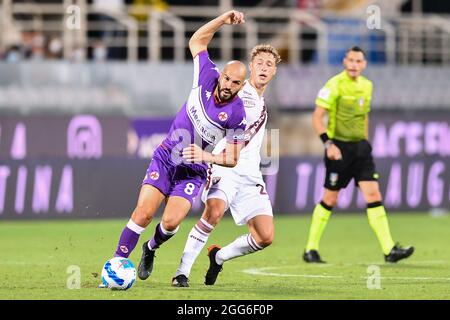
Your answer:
[107,10,248,283]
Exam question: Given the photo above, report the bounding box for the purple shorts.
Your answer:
[142,143,207,204]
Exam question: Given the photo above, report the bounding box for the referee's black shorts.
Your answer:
[324,139,378,191]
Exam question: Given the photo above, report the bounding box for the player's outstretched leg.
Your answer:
[114,185,164,260]
[172,218,215,287]
[173,198,225,287]
[204,234,264,285]
[138,195,190,280]
[99,184,164,288]
[205,215,273,285]
[138,222,178,280]
[114,218,146,258]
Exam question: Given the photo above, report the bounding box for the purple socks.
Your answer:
[114,219,145,258]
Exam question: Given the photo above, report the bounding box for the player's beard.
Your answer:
[217,82,234,102]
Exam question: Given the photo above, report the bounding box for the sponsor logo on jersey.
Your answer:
[186,88,225,145]
[218,112,228,121]
[188,104,222,144]
[205,90,212,101]
[150,171,159,180]
[233,132,247,141]
[243,98,257,108]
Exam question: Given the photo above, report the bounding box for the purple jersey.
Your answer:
[143,51,246,204]
[163,51,246,160]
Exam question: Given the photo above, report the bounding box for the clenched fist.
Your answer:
[220,10,245,25]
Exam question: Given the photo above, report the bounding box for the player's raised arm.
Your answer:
[189,10,245,58]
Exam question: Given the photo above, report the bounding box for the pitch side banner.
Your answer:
[0,115,129,159]
[272,156,450,214]
[0,112,449,219]
[0,157,449,219]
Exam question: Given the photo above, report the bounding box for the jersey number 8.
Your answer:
[184,183,196,195]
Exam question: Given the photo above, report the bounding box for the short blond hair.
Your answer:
[250,44,282,64]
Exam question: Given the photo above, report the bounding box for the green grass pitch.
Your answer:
[1,214,449,300]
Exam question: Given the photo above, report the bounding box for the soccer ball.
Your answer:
[101,257,136,290]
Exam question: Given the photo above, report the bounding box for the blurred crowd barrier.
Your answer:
[1,1,450,65]
[0,63,449,114]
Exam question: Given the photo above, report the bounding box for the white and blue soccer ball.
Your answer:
[101,257,136,290]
